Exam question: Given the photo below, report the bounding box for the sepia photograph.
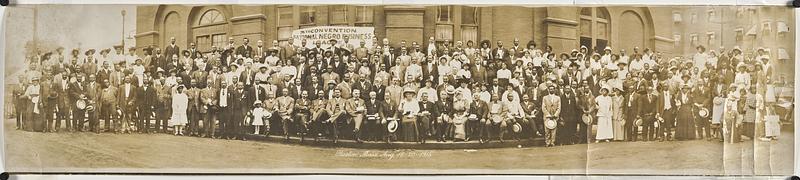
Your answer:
[2,4,796,175]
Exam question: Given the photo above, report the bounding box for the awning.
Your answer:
[778,48,790,60]
[746,26,758,36]
[777,21,789,33]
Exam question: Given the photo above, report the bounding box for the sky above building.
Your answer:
[4,5,137,79]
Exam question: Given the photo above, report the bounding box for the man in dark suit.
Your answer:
[136,80,158,133]
[235,38,253,59]
[559,84,580,145]
[152,48,166,72]
[69,74,88,132]
[230,81,248,140]
[248,80,267,108]
[364,91,384,141]
[692,80,712,140]
[351,75,372,101]
[188,42,201,59]
[491,41,509,67]
[417,92,436,143]
[468,93,489,141]
[637,86,659,141]
[84,75,100,133]
[655,84,676,141]
[200,81,218,138]
[54,73,73,132]
[117,76,137,133]
[96,62,112,86]
[164,37,180,61]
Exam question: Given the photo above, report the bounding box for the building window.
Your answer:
[673,34,681,47]
[706,32,715,47]
[437,6,453,23]
[355,6,373,25]
[197,36,210,52]
[436,24,453,41]
[672,12,682,23]
[199,10,224,25]
[330,5,348,25]
[690,33,698,45]
[707,9,715,22]
[735,28,744,43]
[278,6,293,26]
[579,7,610,52]
[461,26,478,45]
[690,13,697,24]
[300,6,316,25]
[194,34,226,53]
[762,21,772,34]
[461,6,478,25]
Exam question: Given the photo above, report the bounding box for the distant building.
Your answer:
[673,6,795,79]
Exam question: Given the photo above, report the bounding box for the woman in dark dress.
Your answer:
[675,84,696,140]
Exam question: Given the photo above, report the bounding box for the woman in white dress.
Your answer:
[594,87,614,142]
[170,85,189,135]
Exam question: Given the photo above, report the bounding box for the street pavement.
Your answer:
[3,119,793,175]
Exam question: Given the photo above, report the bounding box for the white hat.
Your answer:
[604,46,612,51]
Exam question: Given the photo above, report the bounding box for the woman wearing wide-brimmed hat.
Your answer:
[674,83,696,140]
[398,87,420,142]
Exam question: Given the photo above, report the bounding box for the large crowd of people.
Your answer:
[12,34,789,146]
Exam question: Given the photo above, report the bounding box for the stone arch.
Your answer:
[619,10,645,54]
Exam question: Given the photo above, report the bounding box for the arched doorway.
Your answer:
[579,7,610,54]
[163,12,183,49]
[619,11,645,54]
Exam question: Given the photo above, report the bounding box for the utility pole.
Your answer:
[122,10,127,53]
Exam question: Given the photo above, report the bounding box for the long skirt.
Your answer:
[675,105,696,140]
[612,117,625,140]
[170,112,188,126]
[765,115,780,137]
[595,116,613,140]
[452,116,466,140]
[401,116,418,142]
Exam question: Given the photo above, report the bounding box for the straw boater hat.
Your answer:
[604,46,612,52]
[328,80,337,85]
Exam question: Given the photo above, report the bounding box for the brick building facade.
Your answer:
[136,5,682,57]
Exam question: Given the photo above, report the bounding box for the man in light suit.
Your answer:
[542,85,562,147]
[200,82,218,138]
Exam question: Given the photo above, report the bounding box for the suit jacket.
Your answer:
[542,94,561,118]
[637,93,658,115]
[247,86,267,107]
[164,44,180,60]
[235,45,254,58]
[199,87,218,113]
[54,78,72,110]
[117,83,138,111]
[351,81,372,100]
[419,101,437,117]
[68,82,87,109]
[136,86,158,111]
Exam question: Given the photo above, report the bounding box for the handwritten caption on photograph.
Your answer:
[334,150,432,160]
